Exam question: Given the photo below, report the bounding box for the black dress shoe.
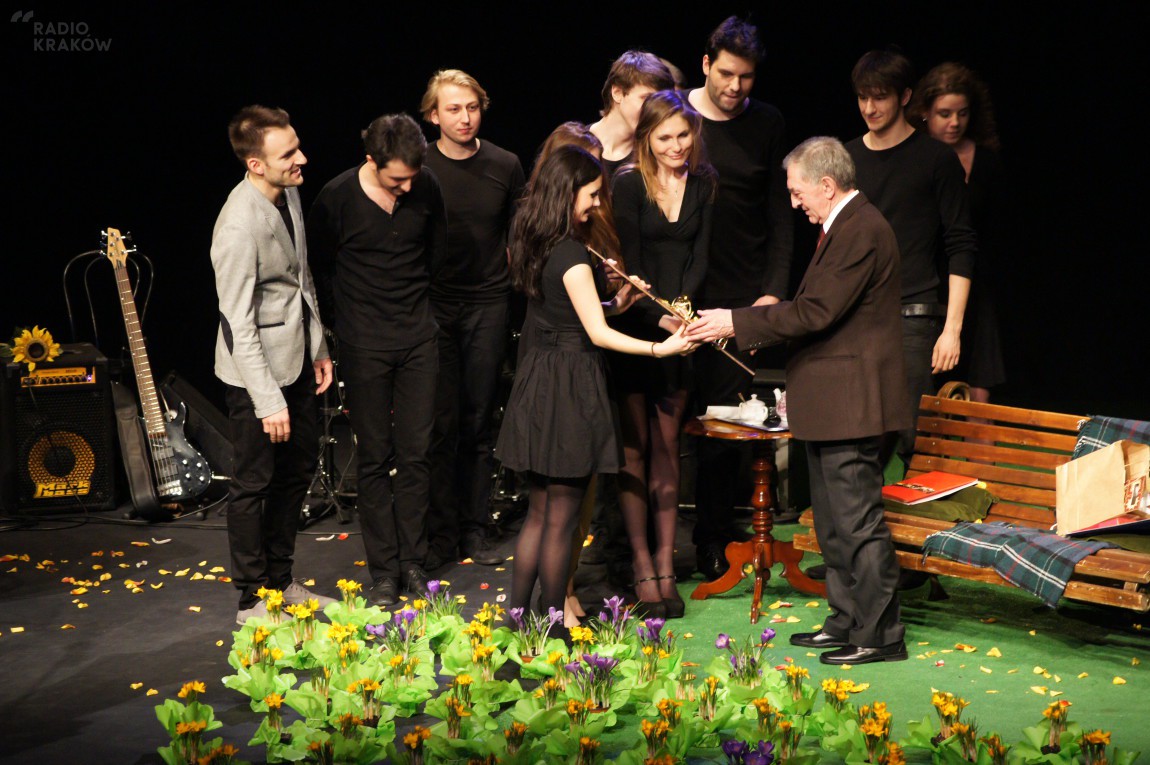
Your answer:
[695,545,728,581]
[368,577,400,608]
[819,641,908,665]
[789,630,849,648]
[403,566,430,595]
[460,534,503,566]
[805,563,827,580]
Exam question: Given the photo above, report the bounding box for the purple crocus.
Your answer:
[508,607,525,629]
[745,740,775,765]
[601,595,625,624]
[365,623,386,638]
[760,628,776,644]
[400,607,418,624]
[715,633,731,650]
[722,739,748,764]
[643,618,665,640]
[564,661,581,675]
[546,607,564,628]
[425,579,441,595]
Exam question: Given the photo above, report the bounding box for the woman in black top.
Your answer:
[610,91,716,617]
[495,146,693,618]
[909,63,1007,401]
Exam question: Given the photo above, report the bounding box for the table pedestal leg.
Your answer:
[691,448,826,622]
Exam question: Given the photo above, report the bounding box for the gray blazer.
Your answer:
[211,176,328,419]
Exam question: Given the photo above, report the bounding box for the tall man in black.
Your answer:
[421,69,525,568]
[686,16,793,580]
[308,114,447,607]
[846,50,976,462]
[686,137,909,664]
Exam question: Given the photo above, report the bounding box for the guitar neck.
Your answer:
[111,259,165,436]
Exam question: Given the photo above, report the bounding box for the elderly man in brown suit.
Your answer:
[686,136,910,664]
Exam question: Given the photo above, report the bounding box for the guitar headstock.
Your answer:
[103,227,133,267]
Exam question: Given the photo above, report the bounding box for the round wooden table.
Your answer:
[685,417,826,623]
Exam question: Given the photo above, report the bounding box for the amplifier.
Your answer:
[0,343,117,514]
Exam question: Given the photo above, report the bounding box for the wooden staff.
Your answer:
[586,247,754,376]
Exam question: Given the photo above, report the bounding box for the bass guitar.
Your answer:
[104,227,212,504]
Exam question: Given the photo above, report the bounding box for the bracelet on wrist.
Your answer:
[650,341,657,357]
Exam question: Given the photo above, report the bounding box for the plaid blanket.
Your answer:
[1072,415,1150,459]
[922,522,1116,607]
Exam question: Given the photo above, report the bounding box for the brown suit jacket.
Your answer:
[731,192,911,441]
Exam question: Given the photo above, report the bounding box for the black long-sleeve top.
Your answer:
[611,168,713,329]
[847,131,977,305]
[307,164,447,351]
[698,98,793,304]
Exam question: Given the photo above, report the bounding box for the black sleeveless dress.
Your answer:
[495,239,621,478]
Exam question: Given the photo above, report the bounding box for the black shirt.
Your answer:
[698,98,793,304]
[847,130,977,304]
[307,164,447,351]
[424,140,525,304]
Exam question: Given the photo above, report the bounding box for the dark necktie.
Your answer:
[816,227,827,250]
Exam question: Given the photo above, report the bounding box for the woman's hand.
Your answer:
[611,273,650,315]
[658,314,684,333]
[655,325,696,357]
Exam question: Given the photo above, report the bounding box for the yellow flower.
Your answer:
[337,578,363,595]
[1082,729,1111,745]
[411,598,427,610]
[861,717,889,738]
[177,680,206,699]
[547,651,566,665]
[8,326,62,371]
[389,655,404,668]
[881,741,906,765]
[785,665,809,680]
[264,692,283,709]
[455,674,473,686]
[569,625,595,644]
[175,720,208,735]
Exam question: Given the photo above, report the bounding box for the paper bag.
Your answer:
[1055,439,1150,535]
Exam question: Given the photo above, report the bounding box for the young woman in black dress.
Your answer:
[908,63,1007,403]
[496,145,694,618]
[610,91,716,617]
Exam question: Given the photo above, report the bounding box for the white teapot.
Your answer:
[738,394,769,424]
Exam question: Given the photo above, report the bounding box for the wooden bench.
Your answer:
[791,387,1150,612]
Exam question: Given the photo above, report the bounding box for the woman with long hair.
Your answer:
[610,90,716,618]
[495,145,693,619]
[908,62,1006,402]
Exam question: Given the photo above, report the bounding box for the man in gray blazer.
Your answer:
[687,136,910,665]
[211,105,335,624]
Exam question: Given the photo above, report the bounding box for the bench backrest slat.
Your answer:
[913,435,1070,471]
[919,396,1086,431]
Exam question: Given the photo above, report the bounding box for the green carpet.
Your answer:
[663,524,1150,760]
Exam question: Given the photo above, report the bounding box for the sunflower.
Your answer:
[6,326,62,371]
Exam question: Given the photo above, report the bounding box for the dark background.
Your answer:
[4,3,1145,418]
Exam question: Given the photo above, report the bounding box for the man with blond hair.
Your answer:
[421,70,525,568]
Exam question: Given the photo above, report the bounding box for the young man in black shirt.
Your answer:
[421,70,525,568]
[307,114,447,607]
[686,16,794,580]
[845,50,976,462]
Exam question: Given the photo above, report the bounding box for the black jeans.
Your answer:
[224,361,319,608]
[428,299,508,552]
[896,315,942,462]
[340,338,437,581]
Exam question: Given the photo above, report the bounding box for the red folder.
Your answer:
[883,471,979,506]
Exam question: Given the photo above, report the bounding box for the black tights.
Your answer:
[511,473,590,616]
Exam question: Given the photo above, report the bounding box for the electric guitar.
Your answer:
[104,227,212,502]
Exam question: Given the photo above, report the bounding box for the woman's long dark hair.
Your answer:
[510,145,603,300]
